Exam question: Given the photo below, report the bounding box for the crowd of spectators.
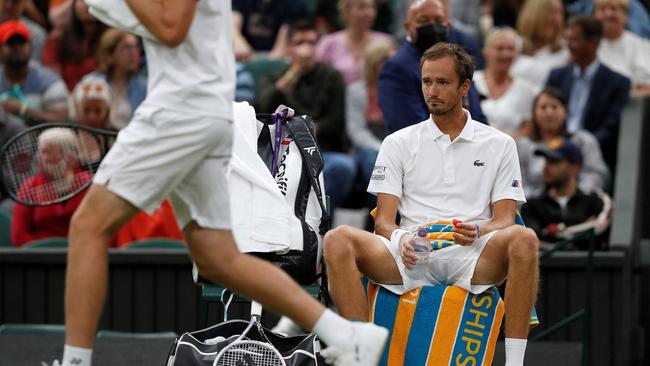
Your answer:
[1,0,649,249]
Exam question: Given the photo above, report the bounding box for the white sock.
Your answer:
[505,338,527,366]
[62,344,92,366]
[272,316,304,336]
[312,309,353,347]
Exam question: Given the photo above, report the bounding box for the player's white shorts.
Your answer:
[378,230,498,295]
[94,105,232,230]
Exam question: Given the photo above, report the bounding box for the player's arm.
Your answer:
[374,193,400,241]
[126,0,197,47]
[453,199,517,245]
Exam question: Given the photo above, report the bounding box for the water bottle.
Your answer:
[405,229,432,280]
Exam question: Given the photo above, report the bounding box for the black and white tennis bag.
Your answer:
[250,111,330,285]
[167,319,323,366]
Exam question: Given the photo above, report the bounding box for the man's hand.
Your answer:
[452,219,480,245]
[399,233,416,270]
[1,99,23,115]
[234,37,254,62]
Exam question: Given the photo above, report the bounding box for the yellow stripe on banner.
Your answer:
[426,286,467,366]
[484,298,505,366]
[368,282,380,323]
[387,287,421,366]
[427,232,455,241]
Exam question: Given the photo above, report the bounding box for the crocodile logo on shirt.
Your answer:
[473,160,485,167]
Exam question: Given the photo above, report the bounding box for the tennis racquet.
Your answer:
[0,122,118,207]
[214,301,286,366]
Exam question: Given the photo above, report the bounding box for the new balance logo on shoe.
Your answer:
[70,358,82,365]
[473,160,485,167]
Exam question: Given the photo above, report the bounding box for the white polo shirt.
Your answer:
[140,0,235,121]
[368,110,526,228]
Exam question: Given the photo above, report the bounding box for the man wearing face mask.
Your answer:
[0,20,69,126]
[378,0,486,135]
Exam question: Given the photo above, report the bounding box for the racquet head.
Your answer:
[0,123,117,206]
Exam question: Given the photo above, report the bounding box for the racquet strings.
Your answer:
[1,126,104,205]
[215,340,285,366]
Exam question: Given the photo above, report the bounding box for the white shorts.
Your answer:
[94,106,233,230]
[378,230,498,295]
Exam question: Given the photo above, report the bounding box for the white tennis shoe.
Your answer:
[320,322,389,366]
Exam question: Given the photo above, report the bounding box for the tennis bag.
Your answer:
[166,319,324,365]
[252,113,330,285]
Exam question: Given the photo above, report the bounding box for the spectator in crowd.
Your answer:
[0,21,68,125]
[85,28,146,129]
[11,128,89,246]
[232,0,308,61]
[345,40,395,212]
[258,20,355,212]
[42,0,105,90]
[10,126,183,247]
[521,139,611,250]
[315,0,394,85]
[378,0,486,135]
[0,0,46,61]
[68,77,115,130]
[312,0,394,34]
[568,0,650,40]
[517,88,608,198]
[546,15,630,172]
[510,0,569,88]
[594,0,650,95]
[473,27,536,136]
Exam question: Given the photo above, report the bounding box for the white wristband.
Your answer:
[390,228,411,244]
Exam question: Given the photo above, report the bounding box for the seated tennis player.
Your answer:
[48,1,388,365]
[323,43,539,366]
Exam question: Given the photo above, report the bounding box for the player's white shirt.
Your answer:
[367,110,526,228]
[139,0,235,121]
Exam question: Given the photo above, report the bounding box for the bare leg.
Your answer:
[323,225,402,321]
[184,222,325,330]
[65,185,140,348]
[472,226,539,338]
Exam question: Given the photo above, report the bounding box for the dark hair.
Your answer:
[419,43,475,84]
[568,15,603,40]
[531,87,568,141]
[58,0,106,63]
[287,19,318,42]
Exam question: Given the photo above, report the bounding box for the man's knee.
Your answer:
[69,205,108,240]
[323,225,358,262]
[507,226,539,263]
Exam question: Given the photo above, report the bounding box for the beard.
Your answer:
[428,98,460,117]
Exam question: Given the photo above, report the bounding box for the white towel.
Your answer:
[229,102,306,253]
[84,0,158,42]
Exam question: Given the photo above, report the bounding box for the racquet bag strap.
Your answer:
[283,116,330,235]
